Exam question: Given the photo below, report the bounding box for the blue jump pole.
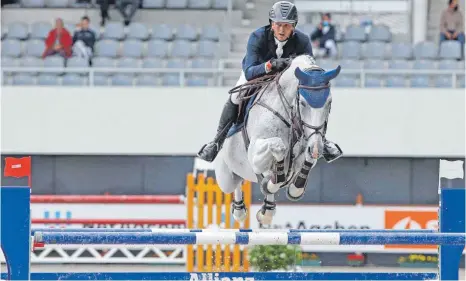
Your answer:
[33,231,466,245]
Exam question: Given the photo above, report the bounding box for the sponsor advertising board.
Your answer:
[32,202,444,253]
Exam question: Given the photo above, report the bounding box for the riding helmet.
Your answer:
[269,1,298,26]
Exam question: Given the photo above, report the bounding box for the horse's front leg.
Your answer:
[248,137,287,195]
[286,155,317,202]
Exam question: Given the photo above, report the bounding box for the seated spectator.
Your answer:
[42,18,73,59]
[117,0,140,26]
[440,0,464,46]
[310,13,338,58]
[72,16,96,64]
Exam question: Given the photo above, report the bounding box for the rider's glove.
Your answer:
[269,58,291,72]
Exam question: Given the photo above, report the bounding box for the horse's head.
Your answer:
[285,55,341,160]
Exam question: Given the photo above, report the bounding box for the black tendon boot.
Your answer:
[197,98,239,162]
[322,121,343,163]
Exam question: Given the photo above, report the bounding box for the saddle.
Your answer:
[226,73,279,138]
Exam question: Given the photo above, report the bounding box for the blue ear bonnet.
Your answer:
[295,65,341,108]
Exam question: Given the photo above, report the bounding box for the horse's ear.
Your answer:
[294,67,308,82]
[323,65,341,82]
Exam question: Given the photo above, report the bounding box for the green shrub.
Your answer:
[249,245,302,272]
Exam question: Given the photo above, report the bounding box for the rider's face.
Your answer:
[271,22,294,41]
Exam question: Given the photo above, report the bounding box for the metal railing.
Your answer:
[2,64,464,88]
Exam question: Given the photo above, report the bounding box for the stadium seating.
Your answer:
[1,17,464,87]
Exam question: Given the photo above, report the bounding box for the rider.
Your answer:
[198,1,342,163]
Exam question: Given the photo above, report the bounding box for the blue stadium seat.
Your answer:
[166,0,187,8]
[439,40,462,60]
[103,22,125,40]
[413,60,436,70]
[111,74,134,86]
[7,22,29,40]
[364,59,385,69]
[147,40,169,57]
[92,57,116,76]
[197,40,216,58]
[368,24,391,42]
[151,24,174,41]
[92,74,109,86]
[344,25,366,41]
[191,58,214,68]
[296,24,315,35]
[122,40,144,58]
[142,0,164,8]
[43,55,64,67]
[388,60,411,70]
[362,42,386,59]
[340,59,362,70]
[67,56,89,74]
[2,39,22,57]
[334,75,358,87]
[20,56,43,75]
[161,74,181,86]
[1,56,19,67]
[166,58,186,68]
[21,0,45,8]
[188,0,211,8]
[200,25,220,41]
[434,76,453,88]
[37,74,59,85]
[340,41,361,59]
[177,24,198,41]
[45,0,69,7]
[364,76,383,87]
[136,75,159,86]
[438,60,461,70]
[62,74,86,86]
[410,76,430,87]
[390,42,412,60]
[212,0,228,9]
[186,75,209,86]
[25,40,45,57]
[171,40,193,58]
[142,58,165,68]
[414,41,438,60]
[30,22,51,39]
[95,40,119,57]
[127,22,149,41]
[117,57,140,68]
[385,76,406,87]
[12,74,35,85]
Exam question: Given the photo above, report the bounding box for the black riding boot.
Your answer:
[197,98,239,162]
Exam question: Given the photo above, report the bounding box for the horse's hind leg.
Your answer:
[214,157,248,222]
[248,137,287,195]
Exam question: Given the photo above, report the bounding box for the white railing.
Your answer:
[0,244,186,264]
[2,66,464,88]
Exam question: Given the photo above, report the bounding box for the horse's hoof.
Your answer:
[286,184,305,201]
[232,207,248,223]
[256,209,274,225]
[260,175,280,195]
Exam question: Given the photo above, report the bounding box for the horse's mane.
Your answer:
[279,54,319,88]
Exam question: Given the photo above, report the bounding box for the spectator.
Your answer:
[310,13,338,58]
[72,16,96,64]
[98,0,110,26]
[440,0,464,46]
[117,0,140,26]
[42,18,73,59]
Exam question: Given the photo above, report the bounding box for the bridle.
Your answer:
[229,62,331,184]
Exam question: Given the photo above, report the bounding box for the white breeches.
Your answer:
[72,40,93,61]
[230,71,248,105]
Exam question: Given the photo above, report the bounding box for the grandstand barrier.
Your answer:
[1,160,465,281]
[1,66,464,88]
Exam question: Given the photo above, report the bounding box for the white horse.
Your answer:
[213,54,341,225]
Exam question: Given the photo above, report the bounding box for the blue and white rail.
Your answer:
[34,231,465,246]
